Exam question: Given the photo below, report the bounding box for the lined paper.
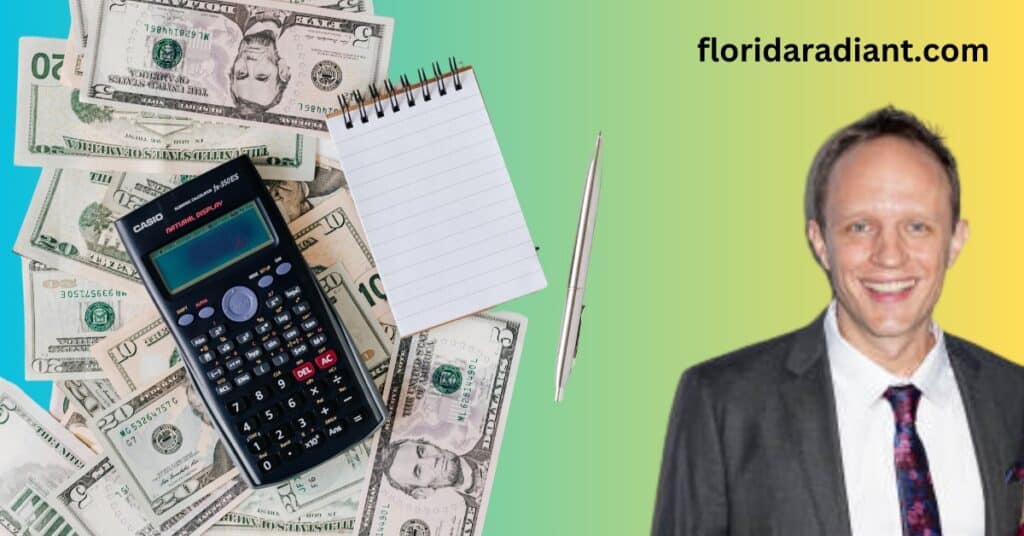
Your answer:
[326,68,546,335]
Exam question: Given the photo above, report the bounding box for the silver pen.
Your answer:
[555,132,603,402]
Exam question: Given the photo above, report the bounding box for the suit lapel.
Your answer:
[947,337,1020,535]
[779,316,852,535]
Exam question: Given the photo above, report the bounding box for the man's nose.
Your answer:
[870,227,908,267]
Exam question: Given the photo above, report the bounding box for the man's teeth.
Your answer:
[863,279,915,293]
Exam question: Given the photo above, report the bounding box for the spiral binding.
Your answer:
[336,57,464,129]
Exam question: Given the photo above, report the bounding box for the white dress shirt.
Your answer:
[824,302,984,535]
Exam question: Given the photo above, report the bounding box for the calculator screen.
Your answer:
[150,201,275,294]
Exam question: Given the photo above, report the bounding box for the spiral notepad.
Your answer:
[325,61,546,335]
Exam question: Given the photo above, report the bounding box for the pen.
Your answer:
[555,132,603,402]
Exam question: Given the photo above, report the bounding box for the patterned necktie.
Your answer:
[883,384,942,536]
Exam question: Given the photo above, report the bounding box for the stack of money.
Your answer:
[5,2,531,535]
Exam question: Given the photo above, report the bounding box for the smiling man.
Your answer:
[653,107,1024,535]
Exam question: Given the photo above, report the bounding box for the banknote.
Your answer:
[59,379,121,419]
[50,381,71,420]
[354,313,528,536]
[90,315,180,398]
[64,0,374,90]
[15,168,141,289]
[214,483,358,532]
[51,456,251,536]
[61,410,104,454]
[4,481,84,536]
[100,155,348,222]
[291,193,397,341]
[0,378,95,535]
[89,366,239,522]
[22,259,153,380]
[316,261,392,385]
[82,0,393,135]
[18,37,315,180]
[271,438,371,518]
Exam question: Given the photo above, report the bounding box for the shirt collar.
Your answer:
[823,300,954,411]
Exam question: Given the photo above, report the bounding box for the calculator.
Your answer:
[115,156,386,488]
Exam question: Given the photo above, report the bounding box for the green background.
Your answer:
[3,1,1024,534]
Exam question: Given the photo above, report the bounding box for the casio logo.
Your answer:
[132,213,164,233]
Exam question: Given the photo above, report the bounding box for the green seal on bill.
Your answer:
[431,364,462,395]
[84,302,115,332]
[152,39,183,69]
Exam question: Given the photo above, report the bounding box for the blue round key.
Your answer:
[222,286,258,323]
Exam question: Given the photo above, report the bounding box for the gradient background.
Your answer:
[1,1,1023,534]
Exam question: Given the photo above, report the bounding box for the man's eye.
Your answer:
[848,222,870,233]
[235,72,248,80]
[256,74,270,82]
[413,465,421,478]
[908,222,929,233]
[417,446,424,457]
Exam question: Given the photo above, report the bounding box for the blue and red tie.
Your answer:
[883,384,942,536]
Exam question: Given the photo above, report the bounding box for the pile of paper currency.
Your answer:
[6,2,528,535]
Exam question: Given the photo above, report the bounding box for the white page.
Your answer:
[327,68,546,335]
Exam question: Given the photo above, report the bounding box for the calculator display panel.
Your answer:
[150,201,275,294]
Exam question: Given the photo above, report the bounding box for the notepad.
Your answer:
[326,66,546,335]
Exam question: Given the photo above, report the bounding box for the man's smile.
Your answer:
[861,277,917,302]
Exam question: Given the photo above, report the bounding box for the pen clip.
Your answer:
[572,304,585,362]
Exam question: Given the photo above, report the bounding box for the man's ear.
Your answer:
[806,219,831,271]
[947,219,969,268]
[410,488,434,500]
[279,62,292,82]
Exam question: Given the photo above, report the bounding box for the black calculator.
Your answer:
[115,156,386,488]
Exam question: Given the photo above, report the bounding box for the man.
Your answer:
[229,8,293,116]
[381,438,488,504]
[653,107,1024,535]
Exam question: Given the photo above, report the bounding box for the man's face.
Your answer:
[388,440,461,492]
[231,38,282,108]
[267,181,309,222]
[807,136,968,343]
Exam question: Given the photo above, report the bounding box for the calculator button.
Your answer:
[302,431,324,450]
[292,302,310,316]
[272,376,291,392]
[269,424,292,443]
[253,362,271,376]
[259,455,279,474]
[274,312,292,326]
[283,327,301,341]
[198,306,215,319]
[208,325,227,338]
[290,343,309,358]
[191,335,208,348]
[339,392,356,406]
[248,437,268,454]
[281,443,302,461]
[234,372,253,387]
[263,338,282,352]
[177,314,195,327]
[284,286,302,299]
[222,286,258,323]
[225,357,243,371]
[217,341,235,355]
[306,384,322,399]
[244,347,263,361]
[293,413,315,431]
[215,383,233,396]
[325,421,345,438]
[309,333,327,347]
[326,371,346,385]
[293,362,316,382]
[261,405,281,423]
[301,318,318,332]
[283,394,305,411]
[255,321,272,335]
[265,295,283,310]
[239,417,258,435]
[314,350,338,370]
[258,275,274,288]
[252,387,271,404]
[206,367,225,381]
[236,331,254,345]
[350,410,367,425]
[227,398,248,416]
[271,353,290,368]
[316,401,337,419]
[197,351,215,364]
[276,262,292,276]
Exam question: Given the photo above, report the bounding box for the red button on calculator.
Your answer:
[315,350,338,370]
[292,362,316,382]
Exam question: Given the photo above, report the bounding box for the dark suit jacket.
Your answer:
[652,314,1024,535]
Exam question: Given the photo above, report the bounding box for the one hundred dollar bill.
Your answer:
[64,0,375,90]
[354,313,528,536]
[89,366,239,522]
[82,0,393,135]
[18,37,315,180]
[15,168,142,289]
[52,456,251,536]
[0,378,95,535]
[22,259,154,380]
